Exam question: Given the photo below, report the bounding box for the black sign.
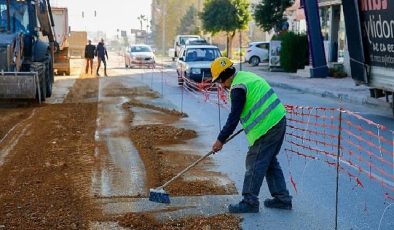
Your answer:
[359,0,394,68]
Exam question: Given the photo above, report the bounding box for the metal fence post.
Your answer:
[335,108,343,230]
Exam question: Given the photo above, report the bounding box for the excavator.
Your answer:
[0,0,56,102]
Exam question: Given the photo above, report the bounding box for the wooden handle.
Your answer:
[158,129,243,189]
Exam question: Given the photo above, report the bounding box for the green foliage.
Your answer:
[278,32,309,73]
[177,5,199,34]
[200,0,250,58]
[200,0,250,35]
[153,0,196,51]
[329,68,348,78]
[329,64,347,78]
[253,0,293,32]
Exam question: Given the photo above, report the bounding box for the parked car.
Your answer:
[124,44,156,68]
[176,45,222,85]
[245,41,269,66]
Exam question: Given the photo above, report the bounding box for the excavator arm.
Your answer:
[36,0,55,43]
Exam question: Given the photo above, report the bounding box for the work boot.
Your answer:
[96,72,100,77]
[228,200,259,213]
[264,198,292,210]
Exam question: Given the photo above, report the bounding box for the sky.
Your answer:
[51,0,152,36]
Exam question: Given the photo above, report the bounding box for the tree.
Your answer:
[253,0,293,32]
[152,0,196,52]
[200,0,250,58]
[137,14,147,31]
[177,5,199,35]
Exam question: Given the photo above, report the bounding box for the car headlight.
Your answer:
[191,68,201,74]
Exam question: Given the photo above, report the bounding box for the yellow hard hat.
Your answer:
[211,57,233,82]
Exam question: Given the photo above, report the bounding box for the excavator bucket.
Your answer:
[0,72,40,100]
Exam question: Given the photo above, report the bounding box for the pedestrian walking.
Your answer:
[84,40,96,75]
[95,38,108,77]
[210,57,292,213]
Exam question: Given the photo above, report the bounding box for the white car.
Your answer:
[124,44,156,68]
[245,41,270,66]
[176,45,222,85]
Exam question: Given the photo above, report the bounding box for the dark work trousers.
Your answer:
[96,56,107,76]
[85,58,93,74]
[241,117,292,204]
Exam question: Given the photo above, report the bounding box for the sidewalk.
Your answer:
[239,63,392,110]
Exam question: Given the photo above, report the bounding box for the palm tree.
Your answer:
[137,14,147,31]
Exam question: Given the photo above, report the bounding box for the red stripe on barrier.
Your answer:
[290,176,298,194]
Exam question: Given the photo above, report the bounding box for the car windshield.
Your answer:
[130,46,152,53]
[0,0,30,33]
[185,48,221,62]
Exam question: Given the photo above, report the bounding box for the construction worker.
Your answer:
[84,40,95,75]
[95,38,108,77]
[210,57,292,213]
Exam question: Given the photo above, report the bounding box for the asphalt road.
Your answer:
[126,65,393,230]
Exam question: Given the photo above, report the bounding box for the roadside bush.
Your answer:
[273,32,309,73]
[329,68,348,78]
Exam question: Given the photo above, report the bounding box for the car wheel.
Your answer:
[249,56,260,66]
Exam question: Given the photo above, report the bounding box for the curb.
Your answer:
[265,79,390,110]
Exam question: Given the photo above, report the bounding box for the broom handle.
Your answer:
[159,129,243,190]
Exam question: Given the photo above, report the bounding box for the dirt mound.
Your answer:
[64,75,98,103]
[127,101,237,196]
[0,103,100,229]
[131,125,196,145]
[118,213,241,230]
[105,84,159,98]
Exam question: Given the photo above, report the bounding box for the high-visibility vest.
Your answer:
[231,71,286,146]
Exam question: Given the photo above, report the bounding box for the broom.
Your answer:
[149,129,243,204]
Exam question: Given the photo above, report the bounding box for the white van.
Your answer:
[172,35,201,60]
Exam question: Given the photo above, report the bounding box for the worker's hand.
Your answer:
[212,140,224,153]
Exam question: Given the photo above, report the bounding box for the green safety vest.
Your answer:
[231,71,286,146]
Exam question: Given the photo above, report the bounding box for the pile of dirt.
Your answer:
[131,125,197,145]
[124,100,187,118]
[105,84,159,98]
[0,103,100,229]
[128,103,237,196]
[64,75,98,103]
[118,213,241,230]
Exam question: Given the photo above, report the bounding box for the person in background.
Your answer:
[95,38,108,77]
[84,40,95,75]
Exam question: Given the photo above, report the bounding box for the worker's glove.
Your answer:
[212,140,224,153]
